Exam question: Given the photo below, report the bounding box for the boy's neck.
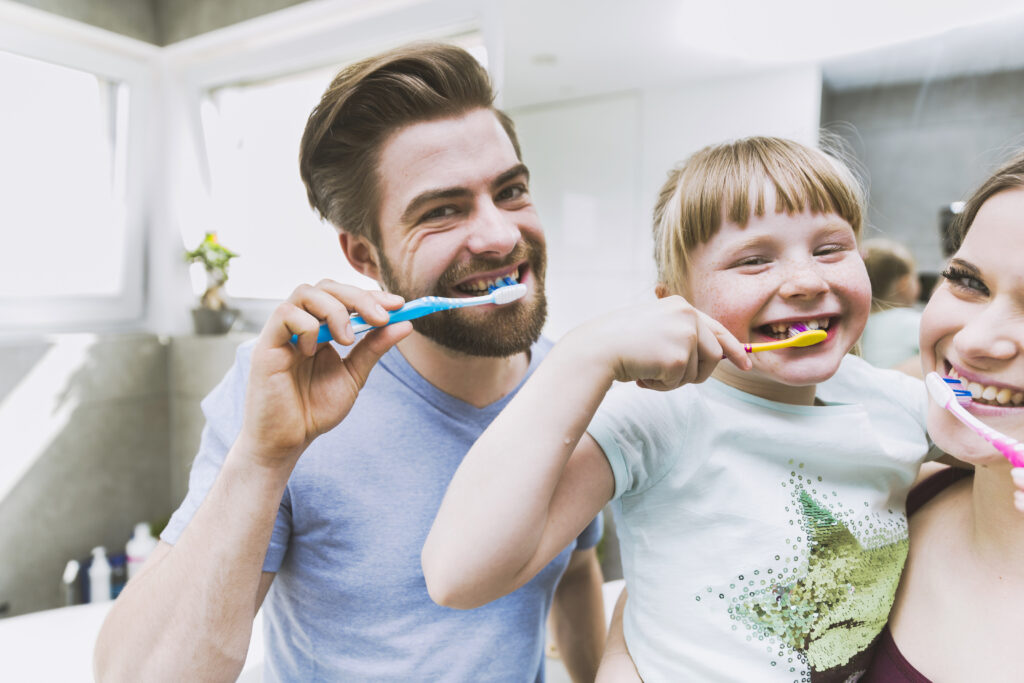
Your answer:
[711,364,817,405]
[396,332,530,409]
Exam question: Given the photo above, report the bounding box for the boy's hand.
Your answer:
[239,280,412,468]
[577,295,750,391]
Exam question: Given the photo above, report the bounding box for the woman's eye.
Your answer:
[941,267,989,295]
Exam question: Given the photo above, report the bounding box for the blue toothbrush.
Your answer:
[291,279,527,344]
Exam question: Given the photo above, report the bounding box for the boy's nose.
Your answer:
[778,266,829,299]
[466,201,520,255]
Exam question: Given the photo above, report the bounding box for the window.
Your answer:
[0,9,153,334]
[194,32,488,305]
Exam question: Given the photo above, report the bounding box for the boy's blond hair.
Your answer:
[652,136,866,296]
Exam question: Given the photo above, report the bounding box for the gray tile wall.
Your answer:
[823,69,1024,273]
[0,333,248,617]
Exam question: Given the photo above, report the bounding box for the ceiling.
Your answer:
[492,0,1024,108]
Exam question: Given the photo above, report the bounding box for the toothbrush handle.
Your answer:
[946,399,1024,468]
[292,297,449,344]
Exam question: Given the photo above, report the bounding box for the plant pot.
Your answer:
[191,307,239,335]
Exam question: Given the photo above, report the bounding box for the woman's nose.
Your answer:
[953,304,1021,363]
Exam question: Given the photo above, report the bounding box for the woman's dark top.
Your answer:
[861,466,973,682]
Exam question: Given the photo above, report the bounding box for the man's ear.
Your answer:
[339,232,382,283]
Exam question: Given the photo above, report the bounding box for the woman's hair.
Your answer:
[652,136,866,296]
[298,42,520,247]
[861,238,917,311]
[950,149,1024,252]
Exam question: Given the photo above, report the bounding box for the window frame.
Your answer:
[0,2,158,335]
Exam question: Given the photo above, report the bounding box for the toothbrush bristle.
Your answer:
[491,283,527,304]
[943,377,973,404]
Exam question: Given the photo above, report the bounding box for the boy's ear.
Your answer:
[339,232,383,283]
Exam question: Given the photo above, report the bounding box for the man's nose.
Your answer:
[465,200,519,255]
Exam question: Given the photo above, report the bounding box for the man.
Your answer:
[94,42,605,681]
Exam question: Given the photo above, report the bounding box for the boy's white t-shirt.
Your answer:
[588,354,933,682]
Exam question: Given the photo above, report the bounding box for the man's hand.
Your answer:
[240,280,412,467]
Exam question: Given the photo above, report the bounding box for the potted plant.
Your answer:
[185,232,240,334]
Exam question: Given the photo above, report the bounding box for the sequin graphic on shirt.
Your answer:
[696,463,908,682]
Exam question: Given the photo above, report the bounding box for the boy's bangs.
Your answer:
[685,140,864,249]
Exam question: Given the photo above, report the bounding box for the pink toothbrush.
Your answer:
[925,372,1024,468]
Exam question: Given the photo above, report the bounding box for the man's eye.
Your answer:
[421,206,457,222]
[497,185,526,202]
[941,267,989,295]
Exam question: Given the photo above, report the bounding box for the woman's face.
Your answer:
[920,187,1024,465]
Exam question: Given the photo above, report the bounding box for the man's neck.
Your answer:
[396,332,531,409]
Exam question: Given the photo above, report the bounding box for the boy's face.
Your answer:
[369,108,547,357]
[920,187,1024,464]
[685,196,871,400]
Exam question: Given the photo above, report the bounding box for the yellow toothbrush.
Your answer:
[743,329,826,353]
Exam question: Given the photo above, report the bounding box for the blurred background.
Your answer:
[2,0,1024,626]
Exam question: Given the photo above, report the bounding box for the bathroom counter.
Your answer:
[0,601,264,681]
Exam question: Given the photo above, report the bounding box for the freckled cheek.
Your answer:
[690,278,761,337]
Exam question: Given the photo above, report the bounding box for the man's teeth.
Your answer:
[456,268,520,294]
[947,368,1024,406]
[766,319,830,339]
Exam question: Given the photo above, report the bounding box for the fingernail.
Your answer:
[1012,468,1024,486]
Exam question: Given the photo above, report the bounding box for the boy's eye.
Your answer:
[733,256,769,268]
[814,244,846,257]
[941,266,989,295]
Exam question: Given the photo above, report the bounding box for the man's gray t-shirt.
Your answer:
[163,338,602,681]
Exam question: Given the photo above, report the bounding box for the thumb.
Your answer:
[342,321,413,388]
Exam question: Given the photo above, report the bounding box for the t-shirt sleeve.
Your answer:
[885,366,944,462]
[160,340,292,573]
[586,382,689,500]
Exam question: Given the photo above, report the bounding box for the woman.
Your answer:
[862,151,1024,681]
[597,150,1024,682]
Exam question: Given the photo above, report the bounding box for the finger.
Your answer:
[260,301,323,354]
[314,280,405,327]
[343,321,414,388]
[286,284,361,345]
[702,314,751,371]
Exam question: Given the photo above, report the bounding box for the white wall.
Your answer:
[512,64,823,339]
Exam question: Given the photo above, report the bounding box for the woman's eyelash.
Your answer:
[941,266,989,294]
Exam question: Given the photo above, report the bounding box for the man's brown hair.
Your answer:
[298,41,520,247]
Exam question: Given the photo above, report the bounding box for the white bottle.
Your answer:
[88,546,112,603]
[126,522,158,580]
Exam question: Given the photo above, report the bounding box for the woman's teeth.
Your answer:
[455,268,520,294]
[764,318,830,340]
[948,368,1024,406]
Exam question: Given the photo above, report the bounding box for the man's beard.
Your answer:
[377,239,547,358]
